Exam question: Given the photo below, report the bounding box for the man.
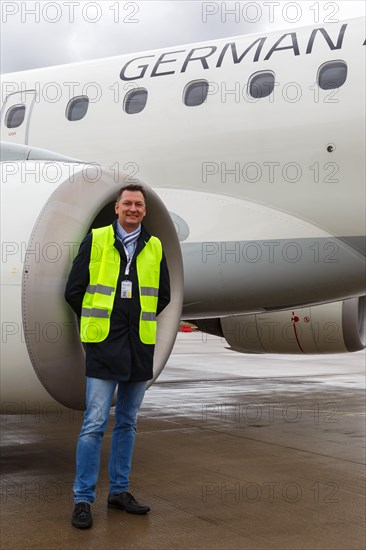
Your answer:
[65,184,170,529]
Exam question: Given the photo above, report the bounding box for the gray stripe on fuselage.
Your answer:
[336,236,366,256]
[181,236,366,317]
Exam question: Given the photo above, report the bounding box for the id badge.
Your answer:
[121,280,132,299]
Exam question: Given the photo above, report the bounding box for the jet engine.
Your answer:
[195,297,366,354]
[1,148,183,410]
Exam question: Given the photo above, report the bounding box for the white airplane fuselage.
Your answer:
[2,18,365,237]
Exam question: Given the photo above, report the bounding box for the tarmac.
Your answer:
[1,332,365,550]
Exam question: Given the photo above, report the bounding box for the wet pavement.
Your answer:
[1,333,365,549]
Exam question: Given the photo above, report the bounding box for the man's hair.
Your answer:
[116,184,146,203]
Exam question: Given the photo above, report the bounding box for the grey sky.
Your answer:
[0,1,365,73]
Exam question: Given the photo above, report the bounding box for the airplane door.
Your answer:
[0,90,37,145]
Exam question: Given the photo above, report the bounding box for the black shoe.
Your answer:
[72,502,93,529]
[107,491,150,514]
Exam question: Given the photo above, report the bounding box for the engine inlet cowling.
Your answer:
[1,160,183,410]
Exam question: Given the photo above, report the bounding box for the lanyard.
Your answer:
[123,244,134,277]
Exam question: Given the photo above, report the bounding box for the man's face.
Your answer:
[115,190,146,232]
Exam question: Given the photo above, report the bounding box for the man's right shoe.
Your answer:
[71,502,93,529]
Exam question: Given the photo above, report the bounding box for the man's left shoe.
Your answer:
[71,502,93,529]
[107,491,150,514]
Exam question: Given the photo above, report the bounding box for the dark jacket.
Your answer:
[65,221,170,382]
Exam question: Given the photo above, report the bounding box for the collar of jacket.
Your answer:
[111,219,152,260]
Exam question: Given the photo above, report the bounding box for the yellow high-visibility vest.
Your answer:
[80,224,162,344]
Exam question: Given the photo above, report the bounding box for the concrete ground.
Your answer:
[1,332,365,549]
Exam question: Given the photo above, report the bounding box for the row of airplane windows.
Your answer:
[4,61,347,128]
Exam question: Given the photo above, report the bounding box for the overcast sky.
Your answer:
[1,1,365,73]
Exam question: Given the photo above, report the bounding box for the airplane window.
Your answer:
[184,80,209,107]
[124,89,148,114]
[66,96,89,121]
[248,72,275,99]
[5,105,26,128]
[318,61,347,90]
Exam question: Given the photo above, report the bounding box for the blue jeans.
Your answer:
[73,377,147,504]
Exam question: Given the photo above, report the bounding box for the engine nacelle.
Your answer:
[195,298,365,354]
[1,158,183,410]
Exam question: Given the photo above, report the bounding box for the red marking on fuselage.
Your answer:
[291,311,305,353]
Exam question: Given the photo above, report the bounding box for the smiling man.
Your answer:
[65,184,171,529]
[115,187,147,232]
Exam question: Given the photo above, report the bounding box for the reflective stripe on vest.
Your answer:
[136,236,162,344]
[80,225,162,344]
